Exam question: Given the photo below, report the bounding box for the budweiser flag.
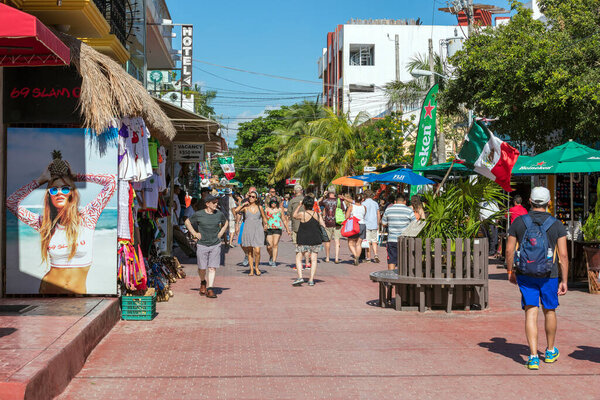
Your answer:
[456,120,519,192]
[218,156,235,180]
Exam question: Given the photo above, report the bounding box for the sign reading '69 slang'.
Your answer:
[412,84,439,169]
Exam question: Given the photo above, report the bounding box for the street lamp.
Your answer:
[410,69,450,80]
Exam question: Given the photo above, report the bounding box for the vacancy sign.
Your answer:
[174,143,204,162]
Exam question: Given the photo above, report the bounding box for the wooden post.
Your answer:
[434,160,455,197]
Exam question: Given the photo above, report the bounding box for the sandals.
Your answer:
[206,288,217,298]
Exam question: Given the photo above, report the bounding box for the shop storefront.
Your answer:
[1,30,189,305]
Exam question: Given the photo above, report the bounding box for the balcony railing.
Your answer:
[93,0,127,47]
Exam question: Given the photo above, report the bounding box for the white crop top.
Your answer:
[351,204,366,225]
[7,174,117,268]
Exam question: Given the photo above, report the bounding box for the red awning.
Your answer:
[0,4,70,67]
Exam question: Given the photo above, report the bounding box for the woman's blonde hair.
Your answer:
[40,176,80,263]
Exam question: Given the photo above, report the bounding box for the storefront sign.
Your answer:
[3,66,82,124]
[181,25,193,88]
[174,142,205,162]
[5,128,118,295]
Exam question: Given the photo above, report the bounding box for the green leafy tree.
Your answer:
[442,0,600,149]
[357,114,416,167]
[232,108,288,190]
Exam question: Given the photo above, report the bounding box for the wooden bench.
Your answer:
[370,237,489,313]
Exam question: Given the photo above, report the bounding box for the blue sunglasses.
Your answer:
[48,186,72,196]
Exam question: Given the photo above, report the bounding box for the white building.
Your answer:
[318,19,460,122]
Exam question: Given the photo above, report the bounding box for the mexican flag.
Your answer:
[218,156,236,180]
[456,120,519,192]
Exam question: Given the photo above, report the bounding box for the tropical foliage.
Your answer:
[419,178,507,240]
[582,184,600,242]
[442,0,600,149]
[271,109,365,186]
[232,108,288,190]
[356,114,416,166]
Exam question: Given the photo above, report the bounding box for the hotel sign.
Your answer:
[181,25,193,88]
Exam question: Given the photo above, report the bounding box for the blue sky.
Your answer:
[168,0,513,145]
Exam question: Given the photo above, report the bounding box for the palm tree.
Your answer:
[271,108,365,186]
[384,52,445,115]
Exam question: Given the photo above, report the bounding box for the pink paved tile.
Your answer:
[58,236,600,399]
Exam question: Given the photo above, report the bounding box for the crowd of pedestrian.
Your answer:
[172,183,434,292]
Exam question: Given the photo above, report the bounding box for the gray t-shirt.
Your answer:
[508,211,567,278]
[288,195,304,232]
[188,209,227,247]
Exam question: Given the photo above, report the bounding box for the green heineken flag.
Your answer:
[218,156,235,180]
[410,84,438,197]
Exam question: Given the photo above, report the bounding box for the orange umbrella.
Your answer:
[331,176,365,187]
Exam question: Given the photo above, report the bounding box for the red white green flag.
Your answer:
[218,156,235,180]
[456,120,519,192]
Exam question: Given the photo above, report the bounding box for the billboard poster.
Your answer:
[6,128,117,295]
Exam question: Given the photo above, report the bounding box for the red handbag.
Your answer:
[341,216,360,237]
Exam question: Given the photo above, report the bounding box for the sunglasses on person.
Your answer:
[48,186,71,196]
[249,195,257,199]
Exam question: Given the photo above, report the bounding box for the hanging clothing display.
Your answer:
[118,117,154,182]
[158,145,167,191]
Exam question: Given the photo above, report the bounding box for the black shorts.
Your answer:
[349,224,366,240]
[266,228,282,236]
[387,242,398,266]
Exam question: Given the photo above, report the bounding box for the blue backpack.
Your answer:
[517,214,556,277]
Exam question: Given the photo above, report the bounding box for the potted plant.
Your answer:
[581,184,600,294]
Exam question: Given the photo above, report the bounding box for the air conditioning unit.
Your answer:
[162,91,181,105]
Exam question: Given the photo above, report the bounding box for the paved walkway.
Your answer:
[59,237,600,399]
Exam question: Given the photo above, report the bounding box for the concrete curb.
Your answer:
[0,298,120,400]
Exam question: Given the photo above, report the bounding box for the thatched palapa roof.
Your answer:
[57,32,176,144]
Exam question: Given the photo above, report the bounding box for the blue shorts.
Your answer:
[387,242,398,266]
[516,274,559,310]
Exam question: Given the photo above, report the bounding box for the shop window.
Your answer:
[349,44,374,66]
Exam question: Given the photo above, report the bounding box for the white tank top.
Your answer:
[351,204,366,225]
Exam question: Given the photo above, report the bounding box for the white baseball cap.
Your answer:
[530,186,551,205]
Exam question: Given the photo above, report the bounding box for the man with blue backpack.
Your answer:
[505,187,569,370]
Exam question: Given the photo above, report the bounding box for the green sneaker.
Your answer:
[544,347,559,363]
[527,356,540,370]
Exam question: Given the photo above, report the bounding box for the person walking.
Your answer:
[345,193,367,266]
[184,195,228,299]
[382,194,416,271]
[363,190,381,263]
[288,184,310,268]
[480,200,500,256]
[505,187,568,370]
[288,184,304,244]
[319,187,346,263]
[292,196,325,286]
[265,198,290,266]
[225,189,237,247]
[235,190,267,276]
[509,194,528,224]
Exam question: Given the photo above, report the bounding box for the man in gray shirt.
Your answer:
[288,184,304,244]
[185,195,228,299]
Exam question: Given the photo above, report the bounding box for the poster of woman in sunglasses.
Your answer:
[6,128,117,295]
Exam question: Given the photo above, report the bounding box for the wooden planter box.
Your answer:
[371,237,489,312]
